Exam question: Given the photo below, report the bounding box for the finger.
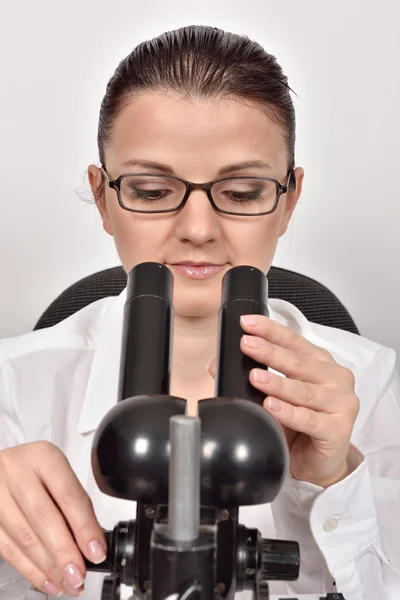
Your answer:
[0,487,64,590]
[241,335,341,385]
[62,579,85,598]
[249,369,340,413]
[35,445,107,564]
[207,357,216,380]
[9,466,88,591]
[6,444,106,584]
[262,396,334,441]
[240,314,334,363]
[0,525,63,597]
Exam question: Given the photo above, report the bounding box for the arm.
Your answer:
[0,364,30,595]
[0,361,107,598]
[271,347,400,600]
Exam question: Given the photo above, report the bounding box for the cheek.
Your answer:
[227,220,280,267]
[108,210,172,270]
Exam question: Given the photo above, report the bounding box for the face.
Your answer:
[89,90,304,318]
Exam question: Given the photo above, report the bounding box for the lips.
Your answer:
[173,262,224,266]
[169,262,226,280]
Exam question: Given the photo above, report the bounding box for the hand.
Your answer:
[0,441,107,597]
[208,314,360,488]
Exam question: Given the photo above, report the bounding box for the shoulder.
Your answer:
[0,295,117,367]
[0,295,123,446]
[269,298,398,440]
[269,297,395,375]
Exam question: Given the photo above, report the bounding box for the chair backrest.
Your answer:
[33,266,359,335]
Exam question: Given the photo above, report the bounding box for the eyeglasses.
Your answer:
[100,165,292,216]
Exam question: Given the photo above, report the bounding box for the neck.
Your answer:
[170,313,218,410]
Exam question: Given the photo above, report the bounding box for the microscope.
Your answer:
[84,262,346,600]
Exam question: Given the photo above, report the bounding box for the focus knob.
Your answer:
[261,538,300,581]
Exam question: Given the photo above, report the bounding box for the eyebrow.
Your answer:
[120,158,273,176]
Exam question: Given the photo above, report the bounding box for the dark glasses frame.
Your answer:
[100,165,293,216]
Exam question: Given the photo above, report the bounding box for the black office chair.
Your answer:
[34,266,359,335]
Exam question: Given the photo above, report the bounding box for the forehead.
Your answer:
[106,90,288,173]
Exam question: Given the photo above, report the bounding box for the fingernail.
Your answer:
[88,539,106,564]
[62,579,84,597]
[64,563,84,588]
[43,581,63,597]
[243,335,261,348]
[267,398,282,412]
[253,369,272,384]
[241,315,260,326]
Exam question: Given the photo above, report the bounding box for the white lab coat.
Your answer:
[0,289,399,600]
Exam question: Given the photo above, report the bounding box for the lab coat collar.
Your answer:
[78,288,127,434]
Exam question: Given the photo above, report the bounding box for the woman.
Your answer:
[0,24,399,600]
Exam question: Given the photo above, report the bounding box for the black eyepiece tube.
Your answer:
[216,266,269,404]
[118,262,174,401]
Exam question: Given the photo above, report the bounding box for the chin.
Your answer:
[173,281,221,318]
[175,301,220,319]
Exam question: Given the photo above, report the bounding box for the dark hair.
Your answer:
[97,24,297,194]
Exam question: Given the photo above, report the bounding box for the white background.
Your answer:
[1,0,399,361]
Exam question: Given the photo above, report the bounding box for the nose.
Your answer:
[174,188,221,246]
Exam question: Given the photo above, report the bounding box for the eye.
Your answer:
[128,186,171,202]
[224,189,262,204]
[212,178,277,213]
[218,180,265,205]
[120,176,184,209]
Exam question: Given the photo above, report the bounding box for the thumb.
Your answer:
[207,357,216,380]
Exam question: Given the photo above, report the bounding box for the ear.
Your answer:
[88,165,114,236]
[277,167,304,237]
